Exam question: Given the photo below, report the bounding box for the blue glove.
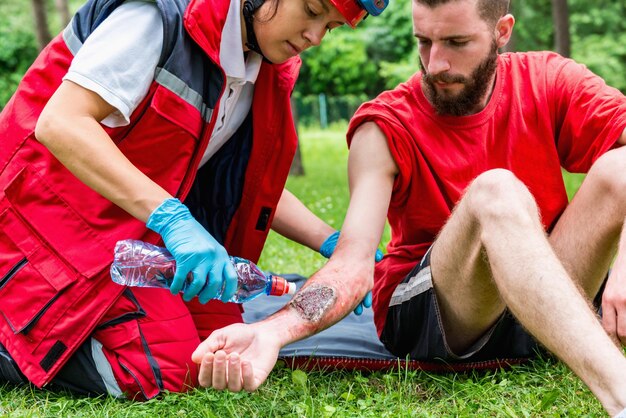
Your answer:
[352,290,372,316]
[320,231,384,261]
[146,198,238,304]
[319,231,383,315]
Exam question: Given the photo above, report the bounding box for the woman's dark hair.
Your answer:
[256,0,280,23]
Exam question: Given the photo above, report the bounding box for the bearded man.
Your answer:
[193,0,626,415]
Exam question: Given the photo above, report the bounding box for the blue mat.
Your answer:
[243,274,529,372]
[242,274,396,360]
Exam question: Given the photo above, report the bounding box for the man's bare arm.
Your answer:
[261,122,399,344]
[193,122,399,391]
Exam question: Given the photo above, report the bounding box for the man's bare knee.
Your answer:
[465,169,538,227]
[586,148,626,206]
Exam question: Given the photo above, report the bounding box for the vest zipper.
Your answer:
[178,23,227,201]
[0,258,27,291]
[20,289,67,335]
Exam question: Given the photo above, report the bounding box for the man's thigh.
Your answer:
[381,249,542,362]
[427,177,509,351]
[549,156,626,299]
[420,169,551,352]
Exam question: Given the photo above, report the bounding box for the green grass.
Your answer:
[0,125,604,417]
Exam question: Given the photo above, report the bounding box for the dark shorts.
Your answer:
[380,248,544,363]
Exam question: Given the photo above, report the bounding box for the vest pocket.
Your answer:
[0,166,110,335]
[3,166,110,278]
[0,208,75,335]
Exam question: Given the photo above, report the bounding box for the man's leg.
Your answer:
[430,168,626,415]
[549,148,626,300]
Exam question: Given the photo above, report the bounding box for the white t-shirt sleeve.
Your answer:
[63,1,164,127]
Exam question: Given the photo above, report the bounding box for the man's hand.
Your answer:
[192,323,281,392]
[601,265,626,346]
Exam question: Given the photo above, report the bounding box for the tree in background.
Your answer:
[569,0,626,92]
[29,0,71,51]
[298,29,379,97]
[1,0,625,111]
[0,0,38,109]
[298,0,413,98]
[290,96,305,176]
[30,0,52,50]
[552,0,570,57]
[55,0,71,27]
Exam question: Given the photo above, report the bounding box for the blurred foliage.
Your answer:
[292,92,369,126]
[568,1,626,92]
[298,0,414,97]
[0,1,39,108]
[297,0,626,98]
[297,29,379,95]
[0,0,77,109]
[0,0,625,110]
[0,28,38,108]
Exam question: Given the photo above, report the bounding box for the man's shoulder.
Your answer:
[347,72,422,143]
[500,51,573,76]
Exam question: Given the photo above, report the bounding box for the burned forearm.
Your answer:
[263,123,396,345]
[271,283,362,345]
[259,244,374,346]
[290,284,338,324]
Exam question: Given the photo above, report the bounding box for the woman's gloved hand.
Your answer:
[319,230,383,315]
[146,198,238,304]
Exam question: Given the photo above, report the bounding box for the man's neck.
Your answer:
[473,73,498,114]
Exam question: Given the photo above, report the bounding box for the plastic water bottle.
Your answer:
[110,239,296,303]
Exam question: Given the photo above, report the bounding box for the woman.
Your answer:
[0,0,386,400]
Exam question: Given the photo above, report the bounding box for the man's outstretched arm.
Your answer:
[192,122,398,392]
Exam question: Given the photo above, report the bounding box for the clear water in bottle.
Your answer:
[110,239,295,303]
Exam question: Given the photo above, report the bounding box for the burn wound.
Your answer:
[290,285,336,322]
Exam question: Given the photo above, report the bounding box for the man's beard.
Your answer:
[421,41,499,116]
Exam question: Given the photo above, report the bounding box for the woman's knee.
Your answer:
[106,335,199,400]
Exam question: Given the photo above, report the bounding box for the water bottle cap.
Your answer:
[269,276,295,296]
[287,282,296,295]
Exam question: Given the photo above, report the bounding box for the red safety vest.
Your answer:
[0,0,300,386]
